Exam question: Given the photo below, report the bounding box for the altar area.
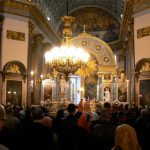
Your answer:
[41,32,129,108]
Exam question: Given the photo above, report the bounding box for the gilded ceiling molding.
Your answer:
[119,0,134,39]
[29,5,60,44]
[133,0,150,13]
[0,0,29,12]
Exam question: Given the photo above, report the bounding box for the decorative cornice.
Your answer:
[133,0,150,13]
[119,0,133,39]
[29,5,60,44]
[33,34,44,43]
[0,0,60,45]
[108,40,123,51]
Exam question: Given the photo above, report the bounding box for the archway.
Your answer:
[2,61,26,106]
[69,32,116,102]
[135,58,150,106]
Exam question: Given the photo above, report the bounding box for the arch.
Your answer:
[69,32,116,72]
[3,60,26,74]
[135,58,150,73]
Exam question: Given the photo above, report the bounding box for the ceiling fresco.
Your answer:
[69,7,120,42]
[29,0,124,31]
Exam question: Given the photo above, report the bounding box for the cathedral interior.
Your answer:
[0,1,150,150]
[0,0,150,108]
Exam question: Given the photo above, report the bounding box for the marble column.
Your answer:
[112,75,118,101]
[32,33,44,105]
[67,78,71,101]
[126,79,131,105]
[27,21,35,106]
[52,75,61,101]
[98,75,103,101]
[81,77,85,98]
[127,19,135,105]
[0,16,4,103]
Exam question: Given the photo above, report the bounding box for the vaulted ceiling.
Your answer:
[30,0,124,31]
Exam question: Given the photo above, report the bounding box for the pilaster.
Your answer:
[0,16,4,104]
[98,74,103,101]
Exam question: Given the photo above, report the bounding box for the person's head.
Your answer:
[0,104,7,121]
[75,111,82,120]
[67,103,76,114]
[31,107,45,121]
[115,124,141,150]
[103,102,111,109]
[77,112,91,130]
[100,108,111,121]
[141,108,149,117]
[0,104,7,130]
[56,109,64,118]
[5,105,13,114]
[42,116,52,128]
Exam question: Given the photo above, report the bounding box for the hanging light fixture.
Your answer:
[44,0,90,80]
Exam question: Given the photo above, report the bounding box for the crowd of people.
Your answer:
[0,101,150,150]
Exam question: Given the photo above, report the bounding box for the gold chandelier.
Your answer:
[44,13,90,80]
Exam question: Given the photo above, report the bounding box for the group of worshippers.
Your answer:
[0,102,143,150]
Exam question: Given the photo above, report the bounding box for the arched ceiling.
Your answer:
[58,7,120,43]
[29,0,124,31]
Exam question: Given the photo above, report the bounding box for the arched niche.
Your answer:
[2,61,27,106]
[135,58,150,76]
[135,58,150,106]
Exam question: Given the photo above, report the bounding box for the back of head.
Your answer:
[115,124,141,150]
[103,102,111,109]
[77,113,91,130]
[141,108,149,117]
[31,107,44,120]
[67,103,76,113]
[5,105,13,114]
[42,116,52,128]
[0,104,7,121]
[100,108,111,121]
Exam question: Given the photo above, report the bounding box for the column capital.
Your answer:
[33,33,44,43]
[43,42,52,52]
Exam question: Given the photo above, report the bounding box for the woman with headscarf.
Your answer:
[76,112,92,150]
[112,124,141,150]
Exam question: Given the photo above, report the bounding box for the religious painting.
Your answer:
[104,87,111,102]
[104,74,111,80]
[85,75,97,100]
[43,83,52,101]
[6,80,22,106]
[118,82,127,102]
[139,79,150,106]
